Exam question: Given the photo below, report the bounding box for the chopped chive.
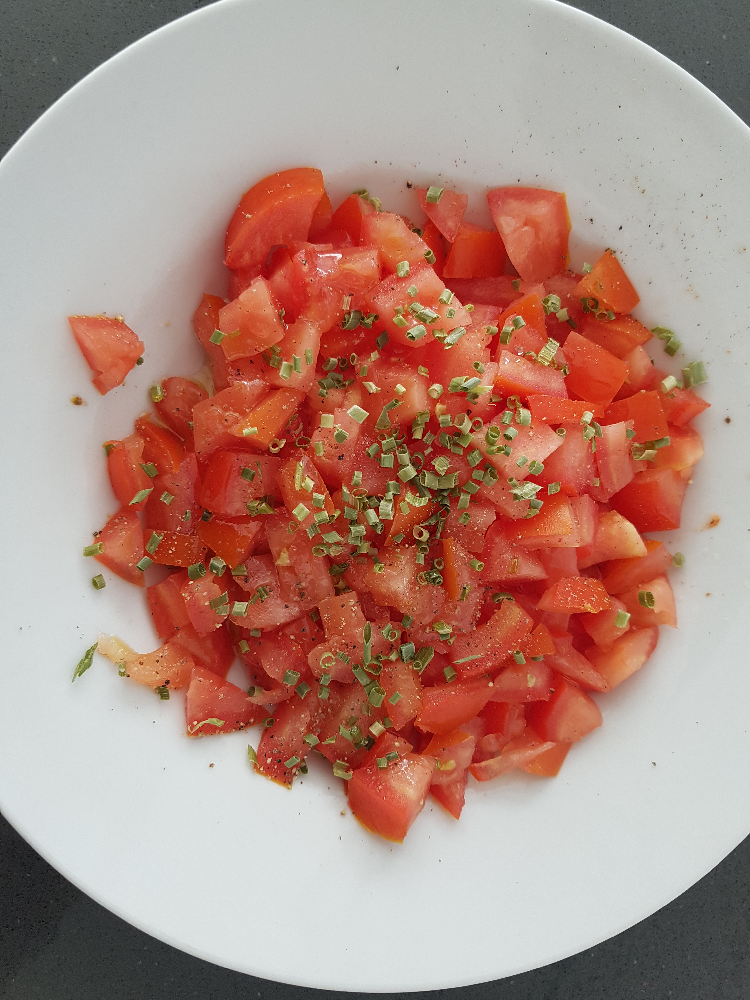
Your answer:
[139,462,159,478]
[242,427,258,437]
[83,542,104,557]
[638,590,656,609]
[129,488,153,505]
[292,502,310,521]
[72,642,98,682]
[160,491,174,505]
[209,328,225,344]
[347,404,369,424]
[91,574,106,590]
[396,261,410,277]
[375,331,389,349]
[513,649,526,664]
[284,756,301,769]
[673,552,685,567]
[547,482,561,495]
[136,556,154,572]
[187,562,206,580]
[682,360,707,388]
[149,385,165,402]
[145,531,163,555]
[425,185,444,203]
[443,665,458,683]
[614,610,631,628]
[247,745,257,764]
[232,601,249,617]
[333,760,353,780]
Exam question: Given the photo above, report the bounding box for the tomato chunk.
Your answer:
[68,315,144,394]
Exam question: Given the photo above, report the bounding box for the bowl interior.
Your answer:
[1,0,749,990]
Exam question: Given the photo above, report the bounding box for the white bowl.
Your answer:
[1,0,749,990]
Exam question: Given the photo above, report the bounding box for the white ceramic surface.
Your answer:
[1,0,749,990]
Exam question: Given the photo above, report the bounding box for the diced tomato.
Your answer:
[134,415,184,475]
[68,314,144,394]
[360,211,432,273]
[254,689,318,787]
[618,574,677,628]
[230,387,305,448]
[527,395,602,424]
[196,451,281,519]
[579,597,631,647]
[153,377,207,449]
[416,187,468,242]
[105,434,151,510]
[585,627,659,688]
[330,192,376,243]
[218,278,286,360]
[604,390,669,443]
[487,187,571,282]
[527,675,603,743]
[443,223,506,279]
[578,510,646,569]
[562,332,627,406]
[98,634,194,689]
[449,600,534,677]
[197,517,262,569]
[610,468,688,532]
[652,424,704,471]
[348,746,434,843]
[443,275,520,308]
[537,576,611,614]
[469,729,557,781]
[225,167,326,271]
[494,350,568,399]
[601,538,674,594]
[660,384,710,426]
[173,623,235,678]
[185,666,268,735]
[575,250,639,314]
[143,451,202,534]
[418,220,446,276]
[318,593,366,637]
[543,633,610,692]
[488,660,554,703]
[145,529,207,568]
[521,739,571,776]
[147,572,192,638]
[578,313,651,359]
[92,506,145,586]
[192,293,230,391]
[416,677,495,734]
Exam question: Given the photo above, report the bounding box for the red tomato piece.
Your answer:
[192,293,230,391]
[105,434,151,510]
[577,510,646,569]
[347,748,434,843]
[185,666,268,735]
[600,538,674,594]
[145,529,207,568]
[449,600,534,677]
[527,395,603,424]
[108,634,195,690]
[544,634,610,692]
[172,623,235,679]
[318,593,367,638]
[431,769,469,819]
[618,574,677,628]
[610,468,688,532]
[527,675,603,743]
[591,420,635,500]
[469,729,557,781]
[578,313,652,359]
[68,315,144,394]
[562,332,628,407]
[575,250,640,314]
[147,572,192,638]
[416,187,468,242]
[585,626,659,689]
[652,424,704,471]
[230,387,305,448]
[180,570,226,636]
[420,219,447,276]
[487,187,571,282]
[423,730,475,784]
[330,192,376,243]
[143,451,202,534]
[416,676,495,734]
[92,506,145,586]
[537,576,611,614]
[494,350,568,399]
[443,223,506,279]
[660,384,710,427]
[521,739,571,776]
[196,451,281,519]
[579,598,631,648]
[360,211,432,273]
[218,278,286,360]
[604,390,669,443]
[154,376,207,448]
[197,517,262,570]
[134,415,184,475]
[254,690,318,787]
[488,660,554,703]
[443,275,520,308]
[225,167,326,272]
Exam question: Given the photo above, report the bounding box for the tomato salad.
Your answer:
[73,168,709,843]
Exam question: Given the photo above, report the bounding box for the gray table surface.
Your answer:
[2,1,749,997]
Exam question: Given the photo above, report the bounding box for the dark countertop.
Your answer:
[2,2,749,997]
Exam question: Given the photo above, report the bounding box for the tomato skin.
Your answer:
[416,187,468,242]
[604,390,669,443]
[579,313,652,359]
[469,729,557,782]
[416,677,495,735]
[585,626,659,688]
[154,376,207,449]
[487,187,571,282]
[610,468,688,532]
[185,666,268,735]
[68,315,144,394]
[575,250,639,314]
[537,576,611,614]
[562,332,627,407]
[195,451,281,518]
[106,434,151,509]
[225,167,326,272]
[93,506,145,586]
[347,750,435,843]
[442,223,506,279]
[527,675,603,743]
[521,739,571,776]
[147,572,192,638]
[192,293,230,391]
[116,634,195,690]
